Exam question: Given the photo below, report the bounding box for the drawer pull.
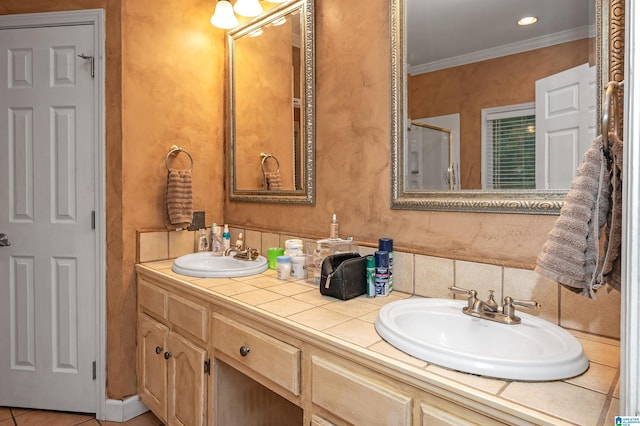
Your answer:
[164,351,172,360]
[239,346,251,357]
[155,346,163,355]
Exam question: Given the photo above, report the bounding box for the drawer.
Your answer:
[168,294,208,342]
[212,314,300,395]
[138,279,168,320]
[311,356,412,425]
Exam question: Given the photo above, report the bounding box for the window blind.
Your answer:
[485,112,536,190]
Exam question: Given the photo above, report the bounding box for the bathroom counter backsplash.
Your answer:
[138,260,620,426]
[137,226,621,339]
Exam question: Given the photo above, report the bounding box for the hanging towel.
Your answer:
[535,136,611,298]
[165,168,193,229]
[264,170,283,190]
[597,133,624,292]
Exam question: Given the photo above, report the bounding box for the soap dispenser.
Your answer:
[211,225,224,256]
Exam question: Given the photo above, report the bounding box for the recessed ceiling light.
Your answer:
[518,16,538,26]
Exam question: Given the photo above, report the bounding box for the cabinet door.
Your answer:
[139,314,169,422]
[167,331,207,426]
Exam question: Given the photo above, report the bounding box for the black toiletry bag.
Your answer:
[319,252,367,300]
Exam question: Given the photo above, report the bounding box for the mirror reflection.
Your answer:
[229,0,314,204]
[405,0,595,192]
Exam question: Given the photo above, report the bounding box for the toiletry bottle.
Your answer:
[379,238,394,292]
[374,251,390,296]
[211,225,224,256]
[330,214,339,240]
[223,224,231,250]
[366,255,376,297]
[276,255,291,280]
[209,223,217,250]
[197,229,209,252]
[235,232,244,250]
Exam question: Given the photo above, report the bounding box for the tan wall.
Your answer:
[408,39,591,189]
[1,0,225,399]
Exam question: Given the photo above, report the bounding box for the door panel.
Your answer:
[535,63,596,189]
[0,23,96,412]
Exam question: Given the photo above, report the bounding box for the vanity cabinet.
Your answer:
[137,278,209,426]
[135,267,574,426]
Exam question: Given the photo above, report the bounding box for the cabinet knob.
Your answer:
[239,346,250,357]
[164,351,172,360]
[155,346,163,354]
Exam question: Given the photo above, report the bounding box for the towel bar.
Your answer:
[165,145,194,172]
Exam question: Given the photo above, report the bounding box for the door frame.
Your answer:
[0,9,106,418]
[622,0,640,415]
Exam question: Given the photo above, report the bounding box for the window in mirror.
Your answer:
[482,104,536,190]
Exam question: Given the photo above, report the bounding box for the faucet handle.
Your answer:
[501,296,541,323]
[511,298,541,310]
[449,286,472,296]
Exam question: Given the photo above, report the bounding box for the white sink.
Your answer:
[375,298,589,381]
[172,252,268,278]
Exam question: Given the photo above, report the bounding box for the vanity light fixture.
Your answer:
[517,16,538,26]
[211,0,239,29]
[234,0,263,17]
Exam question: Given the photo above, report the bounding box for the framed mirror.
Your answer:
[391,0,624,214]
[229,0,314,204]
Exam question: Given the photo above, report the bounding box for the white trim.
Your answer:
[622,0,640,415]
[0,8,107,419]
[104,396,149,423]
[409,26,592,75]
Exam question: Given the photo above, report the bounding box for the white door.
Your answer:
[0,23,97,412]
[535,63,596,189]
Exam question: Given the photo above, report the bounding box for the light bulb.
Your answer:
[234,0,263,17]
[210,0,238,29]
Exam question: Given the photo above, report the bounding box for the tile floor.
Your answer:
[0,407,161,426]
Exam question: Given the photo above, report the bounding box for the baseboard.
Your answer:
[104,395,149,422]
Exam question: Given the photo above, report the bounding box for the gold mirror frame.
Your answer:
[390,0,625,214]
[228,0,315,204]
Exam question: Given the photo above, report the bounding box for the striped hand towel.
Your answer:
[166,168,193,228]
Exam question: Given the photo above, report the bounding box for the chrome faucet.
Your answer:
[449,286,541,325]
[224,245,260,261]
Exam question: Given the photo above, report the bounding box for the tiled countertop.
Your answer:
[137,260,621,426]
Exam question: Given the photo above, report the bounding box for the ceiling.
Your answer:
[407,0,593,74]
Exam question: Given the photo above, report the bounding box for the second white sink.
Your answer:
[375,298,589,381]
[172,252,268,278]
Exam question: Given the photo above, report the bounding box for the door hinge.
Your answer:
[91,211,95,230]
[204,359,210,375]
[92,361,97,380]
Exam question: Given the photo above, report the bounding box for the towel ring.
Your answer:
[165,145,194,172]
[260,152,280,173]
[601,80,624,153]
